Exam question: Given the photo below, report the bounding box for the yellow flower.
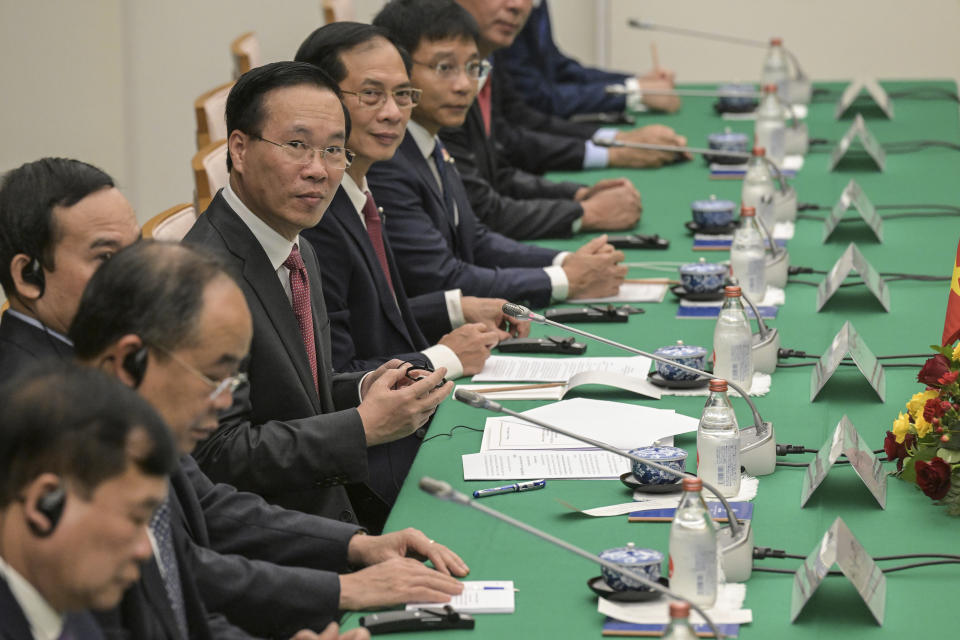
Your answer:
[892,412,912,444]
[915,415,933,439]
[953,343,960,362]
[907,390,938,419]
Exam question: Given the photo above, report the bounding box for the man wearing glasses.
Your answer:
[295,23,532,506]
[184,61,452,531]
[367,0,626,309]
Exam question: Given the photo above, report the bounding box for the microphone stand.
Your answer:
[501,303,776,477]
[419,476,728,640]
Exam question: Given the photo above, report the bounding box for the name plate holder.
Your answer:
[800,416,886,509]
[790,517,886,625]
[828,114,886,172]
[816,243,890,312]
[835,77,894,120]
[810,321,885,402]
[822,180,883,243]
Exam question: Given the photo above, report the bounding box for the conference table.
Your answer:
[344,80,960,638]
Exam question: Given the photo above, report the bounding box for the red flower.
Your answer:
[884,431,916,471]
[923,398,947,422]
[918,354,951,386]
[939,370,959,386]
[915,457,952,500]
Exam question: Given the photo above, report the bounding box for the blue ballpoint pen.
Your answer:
[472,479,546,498]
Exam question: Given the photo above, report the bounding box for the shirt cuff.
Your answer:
[544,264,569,302]
[583,140,611,169]
[421,345,464,380]
[444,289,466,328]
[571,216,583,234]
[358,371,372,401]
[624,77,648,112]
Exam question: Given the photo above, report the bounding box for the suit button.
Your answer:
[415,428,426,439]
[339,510,355,522]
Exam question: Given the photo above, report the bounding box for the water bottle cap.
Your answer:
[724,285,742,297]
[669,601,691,618]
[770,37,783,46]
[709,379,728,392]
[752,146,766,157]
[682,477,702,491]
[740,205,756,217]
[763,83,778,94]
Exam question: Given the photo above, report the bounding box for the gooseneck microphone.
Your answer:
[452,388,754,583]
[418,476,727,640]
[500,303,776,476]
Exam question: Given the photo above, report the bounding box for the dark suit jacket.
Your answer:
[0,577,104,640]
[184,192,381,527]
[489,61,601,175]
[439,98,587,240]
[366,132,560,309]
[302,188,441,506]
[500,0,630,117]
[0,310,73,374]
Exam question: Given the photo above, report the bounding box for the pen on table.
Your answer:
[472,479,546,498]
[651,42,660,73]
[468,382,566,394]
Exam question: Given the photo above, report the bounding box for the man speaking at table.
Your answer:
[368,0,627,308]
[184,61,451,529]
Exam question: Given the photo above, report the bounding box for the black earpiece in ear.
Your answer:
[21,257,45,297]
[122,347,149,388]
[28,485,66,538]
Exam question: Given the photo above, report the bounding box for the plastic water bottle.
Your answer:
[669,477,718,607]
[761,37,790,89]
[713,286,753,392]
[730,206,766,302]
[741,146,775,225]
[661,601,699,639]
[754,84,786,166]
[697,379,741,498]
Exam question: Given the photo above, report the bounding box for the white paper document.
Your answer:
[471,355,651,383]
[659,372,772,398]
[479,398,697,452]
[556,476,759,517]
[406,581,515,614]
[462,450,631,480]
[461,369,662,401]
[569,282,667,304]
[680,286,785,308]
[598,583,751,625]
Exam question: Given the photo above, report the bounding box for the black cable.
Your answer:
[421,424,484,443]
[779,349,930,360]
[753,560,960,575]
[776,361,921,369]
[798,203,960,213]
[888,87,960,102]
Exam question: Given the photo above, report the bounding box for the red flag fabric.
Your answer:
[943,237,960,346]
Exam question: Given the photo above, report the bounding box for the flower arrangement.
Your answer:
[886,342,960,515]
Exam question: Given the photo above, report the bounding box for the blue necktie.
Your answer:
[149,498,189,640]
[432,141,457,225]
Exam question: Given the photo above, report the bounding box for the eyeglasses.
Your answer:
[151,343,248,402]
[412,59,492,82]
[252,135,354,169]
[341,88,423,110]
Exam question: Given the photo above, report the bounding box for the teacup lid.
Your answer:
[628,445,688,461]
[691,198,735,213]
[707,131,748,145]
[719,82,755,94]
[599,542,663,565]
[679,258,727,276]
[655,341,707,359]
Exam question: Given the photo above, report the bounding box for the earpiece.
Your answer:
[122,347,149,388]
[20,257,45,297]
[28,485,66,538]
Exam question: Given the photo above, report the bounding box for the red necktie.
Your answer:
[362,191,394,292]
[283,245,319,392]
[476,77,492,136]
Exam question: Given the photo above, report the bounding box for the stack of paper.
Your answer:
[569,282,667,304]
[598,583,751,626]
[471,355,652,383]
[406,581,515,614]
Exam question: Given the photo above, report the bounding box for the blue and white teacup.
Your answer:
[599,543,663,591]
[679,259,727,293]
[629,446,687,485]
[707,131,749,164]
[691,198,735,228]
[716,82,757,112]
[654,342,707,381]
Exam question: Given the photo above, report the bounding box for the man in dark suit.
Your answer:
[369,0,626,308]
[183,61,451,529]
[0,364,177,640]
[0,157,140,372]
[500,0,681,117]
[74,242,458,639]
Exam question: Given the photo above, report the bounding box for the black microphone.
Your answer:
[452,389,754,582]
[499,303,776,477]
[418,475,728,640]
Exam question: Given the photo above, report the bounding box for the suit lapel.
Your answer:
[205,197,322,411]
[328,192,413,342]
[0,578,33,640]
[399,135,460,246]
[140,558,182,640]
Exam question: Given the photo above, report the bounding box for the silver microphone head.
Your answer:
[419,476,453,498]
[453,388,503,412]
[502,302,546,324]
